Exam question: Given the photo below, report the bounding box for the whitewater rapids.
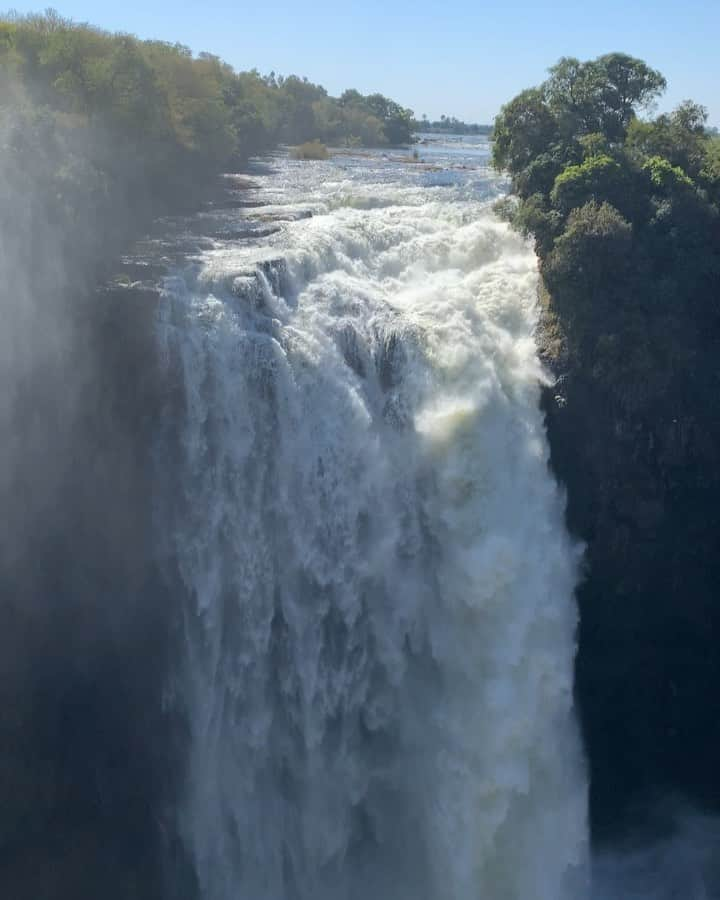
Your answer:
[156,141,588,900]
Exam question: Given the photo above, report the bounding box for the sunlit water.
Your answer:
[155,137,590,899]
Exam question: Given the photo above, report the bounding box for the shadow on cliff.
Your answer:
[0,83,191,899]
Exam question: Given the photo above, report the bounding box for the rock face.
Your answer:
[0,277,190,899]
[538,298,720,838]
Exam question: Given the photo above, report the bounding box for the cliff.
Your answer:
[538,289,720,838]
[493,53,720,837]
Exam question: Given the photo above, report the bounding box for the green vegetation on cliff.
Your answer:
[493,53,720,407]
[494,55,720,833]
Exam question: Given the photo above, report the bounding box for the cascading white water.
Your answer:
[156,141,589,900]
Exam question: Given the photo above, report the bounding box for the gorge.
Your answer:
[2,17,720,898]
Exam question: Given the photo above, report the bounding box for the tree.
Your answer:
[626,102,709,180]
[492,88,559,181]
[550,154,634,218]
[543,53,666,143]
[339,88,363,107]
[544,200,633,341]
[493,51,720,362]
[544,56,601,138]
[594,53,666,138]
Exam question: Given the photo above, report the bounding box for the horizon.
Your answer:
[3,1,719,127]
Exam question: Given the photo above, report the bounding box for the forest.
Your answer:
[0,9,414,246]
[414,114,491,134]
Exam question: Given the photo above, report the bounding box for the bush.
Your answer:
[642,155,694,193]
[547,201,632,278]
[551,154,628,213]
[509,192,563,255]
[515,151,569,198]
[544,201,633,341]
[291,140,329,160]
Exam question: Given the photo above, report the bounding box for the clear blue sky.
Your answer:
[5,1,720,125]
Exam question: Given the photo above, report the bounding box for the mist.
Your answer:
[0,76,182,898]
[593,805,720,899]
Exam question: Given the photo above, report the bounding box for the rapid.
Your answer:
[155,137,589,900]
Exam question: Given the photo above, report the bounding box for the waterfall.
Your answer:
[156,149,588,899]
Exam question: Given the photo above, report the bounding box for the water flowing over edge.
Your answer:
[154,146,590,900]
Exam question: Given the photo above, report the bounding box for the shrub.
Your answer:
[515,151,569,198]
[512,192,563,254]
[291,140,329,160]
[547,201,632,280]
[641,155,694,193]
[579,132,611,159]
[550,154,628,213]
[544,201,633,341]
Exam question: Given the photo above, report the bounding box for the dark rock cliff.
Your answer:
[538,291,720,839]
[0,277,189,898]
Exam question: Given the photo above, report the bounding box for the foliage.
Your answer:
[492,88,561,177]
[544,201,632,340]
[0,5,418,343]
[492,52,720,398]
[495,55,720,844]
[626,102,709,180]
[0,9,414,199]
[641,155,694,191]
[702,135,720,202]
[544,53,666,142]
[493,53,667,188]
[291,140,329,160]
[413,114,492,135]
[550,154,629,213]
[337,90,414,145]
[508,192,563,255]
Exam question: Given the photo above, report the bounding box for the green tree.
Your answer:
[550,154,634,217]
[544,200,633,342]
[543,53,666,143]
[492,88,560,184]
[627,101,708,179]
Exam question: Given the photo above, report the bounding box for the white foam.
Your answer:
[157,152,588,900]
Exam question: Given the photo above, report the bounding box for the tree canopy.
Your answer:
[493,53,720,408]
[0,9,416,333]
[0,9,415,189]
